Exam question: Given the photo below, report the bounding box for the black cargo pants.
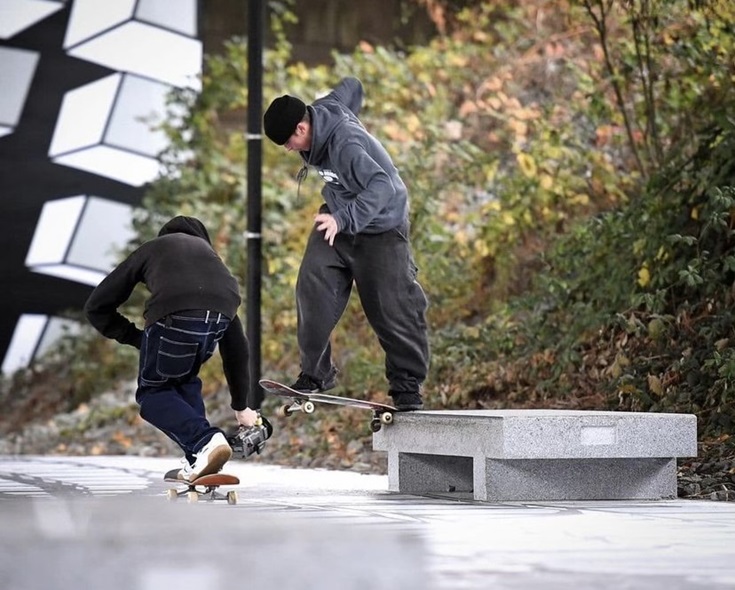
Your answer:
[295,222,429,394]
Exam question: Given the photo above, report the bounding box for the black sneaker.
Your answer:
[390,391,424,411]
[290,371,337,393]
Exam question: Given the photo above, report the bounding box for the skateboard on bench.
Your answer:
[259,378,396,433]
[163,468,240,504]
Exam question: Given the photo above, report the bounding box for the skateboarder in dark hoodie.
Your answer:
[84,215,259,480]
[263,77,430,410]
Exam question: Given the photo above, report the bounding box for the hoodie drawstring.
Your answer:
[296,165,308,199]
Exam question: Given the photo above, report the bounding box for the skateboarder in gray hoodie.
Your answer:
[263,77,429,410]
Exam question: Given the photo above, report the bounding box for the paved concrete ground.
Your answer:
[0,455,733,589]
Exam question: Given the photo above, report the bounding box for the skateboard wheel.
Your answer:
[187,491,199,503]
[370,419,382,433]
[166,488,178,501]
[277,404,292,418]
[227,491,238,505]
[380,412,394,425]
[302,401,315,414]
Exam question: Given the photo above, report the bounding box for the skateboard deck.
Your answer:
[259,378,397,432]
[163,468,240,504]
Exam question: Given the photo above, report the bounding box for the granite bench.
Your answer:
[372,410,698,502]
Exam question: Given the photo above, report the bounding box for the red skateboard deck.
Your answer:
[164,469,240,504]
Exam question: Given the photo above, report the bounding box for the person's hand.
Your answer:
[234,407,259,427]
[314,213,339,246]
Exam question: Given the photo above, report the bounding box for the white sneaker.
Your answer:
[189,433,232,480]
[177,458,195,481]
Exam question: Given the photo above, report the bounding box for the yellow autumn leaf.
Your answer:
[484,162,499,184]
[464,326,481,339]
[545,145,563,160]
[540,174,554,190]
[265,340,280,356]
[509,119,528,139]
[517,152,537,177]
[474,239,490,257]
[609,352,629,378]
[570,193,590,206]
[449,54,468,68]
[281,312,297,329]
[381,121,405,141]
[647,374,664,397]
[405,113,422,133]
[637,263,651,287]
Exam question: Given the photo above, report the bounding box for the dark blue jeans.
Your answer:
[136,311,230,463]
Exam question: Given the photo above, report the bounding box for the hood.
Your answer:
[158,216,211,244]
[302,77,364,166]
[304,103,348,165]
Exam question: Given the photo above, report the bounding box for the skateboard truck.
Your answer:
[164,471,240,504]
[227,414,273,460]
[277,399,316,417]
[278,400,391,432]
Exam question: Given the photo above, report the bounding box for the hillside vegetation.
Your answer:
[2,0,734,499]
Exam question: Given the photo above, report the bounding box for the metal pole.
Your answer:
[246,0,264,408]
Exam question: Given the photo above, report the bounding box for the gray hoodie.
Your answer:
[300,77,409,235]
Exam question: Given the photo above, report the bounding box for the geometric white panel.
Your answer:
[54,145,164,187]
[0,47,40,137]
[37,316,83,357]
[0,0,65,40]
[1,314,47,375]
[25,195,135,286]
[1,314,82,375]
[49,73,171,186]
[64,0,135,46]
[136,0,197,36]
[50,76,121,154]
[64,0,201,89]
[105,75,171,154]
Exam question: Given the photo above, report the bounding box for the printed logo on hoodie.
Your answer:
[318,168,340,184]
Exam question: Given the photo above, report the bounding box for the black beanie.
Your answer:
[263,95,307,145]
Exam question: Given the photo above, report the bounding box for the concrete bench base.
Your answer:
[373,410,697,502]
